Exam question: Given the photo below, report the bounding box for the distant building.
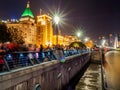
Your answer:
[7,2,53,47]
[109,34,114,47]
[6,1,79,47]
[117,33,120,47]
[7,1,36,45]
[36,14,53,46]
[56,35,79,46]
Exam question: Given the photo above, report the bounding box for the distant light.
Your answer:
[77,32,82,37]
[10,19,18,22]
[20,53,24,57]
[12,19,16,22]
[16,19,19,22]
[2,20,7,23]
[54,15,60,24]
[77,33,80,37]
[6,42,10,44]
[46,41,52,46]
[84,37,89,42]
[102,39,106,46]
[41,21,46,25]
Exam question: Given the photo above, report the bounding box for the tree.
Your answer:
[0,23,12,42]
[69,41,86,48]
[8,27,24,44]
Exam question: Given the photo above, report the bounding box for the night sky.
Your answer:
[0,0,120,40]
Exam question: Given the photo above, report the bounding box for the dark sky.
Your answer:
[0,0,120,40]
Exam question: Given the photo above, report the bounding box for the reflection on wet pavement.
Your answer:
[104,50,120,90]
[75,64,102,90]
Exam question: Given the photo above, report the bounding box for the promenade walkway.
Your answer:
[75,63,102,90]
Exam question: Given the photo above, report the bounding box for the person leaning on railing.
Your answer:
[0,42,6,71]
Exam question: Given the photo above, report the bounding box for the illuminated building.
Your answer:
[53,35,79,46]
[19,1,36,45]
[6,1,79,47]
[118,33,120,47]
[53,35,64,45]
[63,36,79,45]
[6,2,53,47]
[7,1,36,45]
[36,14,53,46]
[84,40,94,48]
[109,34,114,47]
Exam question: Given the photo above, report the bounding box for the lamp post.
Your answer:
[77,31,82,42]
[84,37,89,42]
[77,32,81,38]
[54,15,60,45]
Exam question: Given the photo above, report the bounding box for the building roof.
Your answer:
[21,1,34,18]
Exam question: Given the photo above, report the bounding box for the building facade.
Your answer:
[7,2,53,47]
[36,14,53,46]
[6,1,80,47]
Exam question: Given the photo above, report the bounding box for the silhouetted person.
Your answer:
[39,45,44,62]
[0,42,6,71]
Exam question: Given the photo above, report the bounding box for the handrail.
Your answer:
[101,52,109,90]
[0,49,89,73]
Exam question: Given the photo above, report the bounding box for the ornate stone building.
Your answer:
[7,2,53,47]
[36,14,53,46]
[6,1,79,47]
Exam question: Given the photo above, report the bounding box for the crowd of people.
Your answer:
[0,42,87,72]
[0,42,85,54]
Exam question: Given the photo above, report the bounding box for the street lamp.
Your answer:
[102,39,106,47]
[54,15,60,45]
[84,37,89,42]
[77,32,81,38]
[54,16,60,25]
[76,31,82,42]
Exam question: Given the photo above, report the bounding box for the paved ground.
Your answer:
[75,63,102,90]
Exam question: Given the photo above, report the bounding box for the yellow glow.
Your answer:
[84,37,89,42]
[46,41,52,46]
[84,40,94,48]
[41,21,46,25]
[36,14,53,46]
[39,14,52,19]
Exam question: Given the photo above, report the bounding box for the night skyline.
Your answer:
[0,0,120,40]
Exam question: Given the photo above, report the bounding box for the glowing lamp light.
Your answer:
[77,33,81,37]
[6,54,12,60]
[84,37,89,42]
[54,16,60,24]
[20,53,23,57]
[102,39,106,46]
[77,31,82,37]
[35,53,39,59]
[46,41,52,46]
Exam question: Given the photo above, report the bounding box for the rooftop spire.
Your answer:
[21,1,34,18]
[27,1,30,8]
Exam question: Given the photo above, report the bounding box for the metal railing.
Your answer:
[101,52,109,90]
[0,49,89,72]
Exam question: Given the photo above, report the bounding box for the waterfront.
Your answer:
[104,50,120,90]
[75,63,102,90]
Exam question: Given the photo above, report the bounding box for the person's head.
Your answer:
[40,44,43,48]
[0,42,3,48]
